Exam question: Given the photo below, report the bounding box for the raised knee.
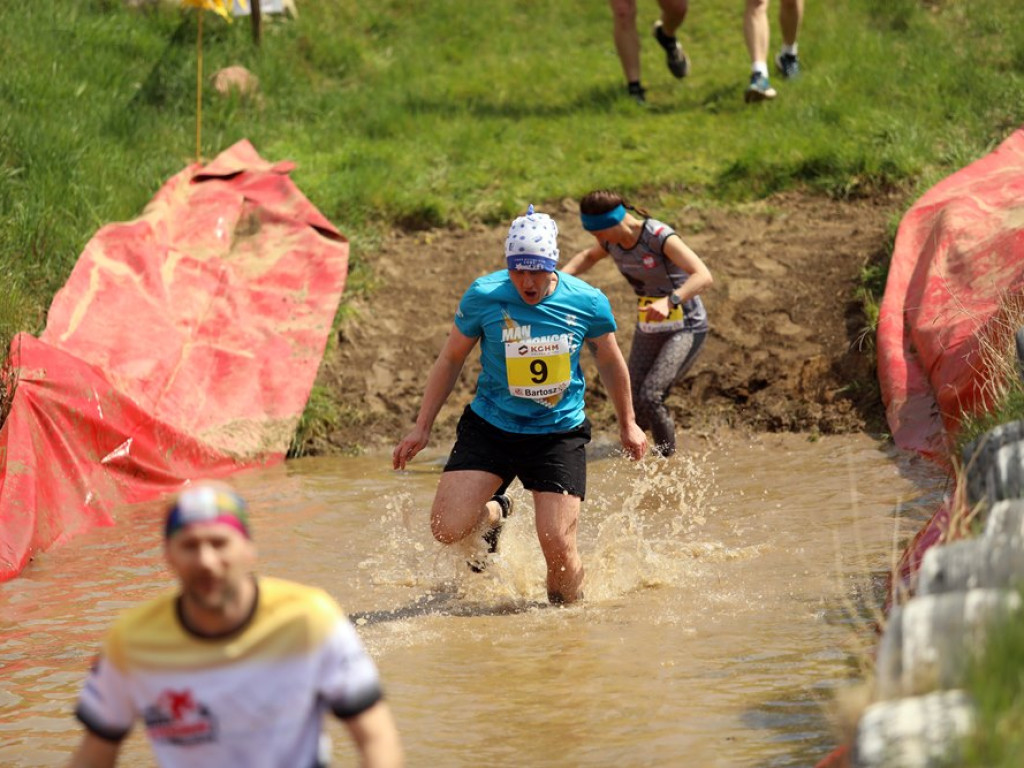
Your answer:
[430,514,458,544]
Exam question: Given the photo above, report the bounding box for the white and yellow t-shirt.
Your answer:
[75,577,383,768]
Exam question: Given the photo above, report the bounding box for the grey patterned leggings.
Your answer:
[628,328,707,456]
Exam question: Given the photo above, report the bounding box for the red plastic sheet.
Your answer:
[813,744,849,768]
[879,126,1024,580]
[0,140,348,581]
[877,127,1024,462]
[878,127,1024,598]
[812,129,1024,766]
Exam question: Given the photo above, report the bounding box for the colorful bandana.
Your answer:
[580,204,626,232]
[505,204,560,271]
[164,483,251,539]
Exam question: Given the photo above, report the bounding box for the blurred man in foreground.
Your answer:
[67,480,404,768]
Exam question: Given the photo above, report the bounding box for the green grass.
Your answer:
[953,293,1024,458]
[962,591,1024,767]
[957,388,1024,458]
[2,0,1022,331]
[3,0,1021,449]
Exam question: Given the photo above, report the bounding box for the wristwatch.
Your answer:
[668,292,682,307]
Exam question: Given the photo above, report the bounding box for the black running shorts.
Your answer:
[443,406,591,500]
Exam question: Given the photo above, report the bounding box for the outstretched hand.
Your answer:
[620,421,648,461]
[392,426,430,470]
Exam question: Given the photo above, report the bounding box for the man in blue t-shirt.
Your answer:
[393,206,647,604]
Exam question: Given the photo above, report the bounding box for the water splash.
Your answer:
[358,447,750,612]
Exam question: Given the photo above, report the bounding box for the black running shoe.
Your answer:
[627,81,647,105]
[468,494,514,573]
[775,51,800,79]
[653,20,690,79]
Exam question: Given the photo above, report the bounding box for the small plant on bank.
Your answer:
[853,256,888,357]
[0,346,17,432]
[953,292,1024,459]
[287,384,340,459]
[0,281,36,430]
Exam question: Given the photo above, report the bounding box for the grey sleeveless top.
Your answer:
[602,218,708,333]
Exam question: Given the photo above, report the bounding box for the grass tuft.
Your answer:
[962,588,1024,767]
[954,292,1024,458]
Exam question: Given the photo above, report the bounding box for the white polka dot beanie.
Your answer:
[504,204,560,271]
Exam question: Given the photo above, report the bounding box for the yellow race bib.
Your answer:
[505,336,571,401]
[637,296,686,333]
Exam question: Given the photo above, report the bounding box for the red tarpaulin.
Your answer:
[0,140,349,581]
[813,128,1024,768]
[878,126,1024,591]
[877,127,1024,463]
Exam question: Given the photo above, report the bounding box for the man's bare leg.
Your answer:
[533,491,585,604]
[430,470,504,544]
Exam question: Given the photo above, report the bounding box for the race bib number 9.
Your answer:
[505,336,571,400]
[637,296,686,333]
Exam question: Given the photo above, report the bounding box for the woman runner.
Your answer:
[562,190,713,457]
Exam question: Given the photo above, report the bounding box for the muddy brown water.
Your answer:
[0,430,946,767]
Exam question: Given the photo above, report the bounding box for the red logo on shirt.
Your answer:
[144,688,218,745]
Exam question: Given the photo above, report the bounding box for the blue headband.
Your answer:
[580,204,626,232]
[507,254,558,272]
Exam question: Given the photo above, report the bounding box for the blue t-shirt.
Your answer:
[454,270,617,433]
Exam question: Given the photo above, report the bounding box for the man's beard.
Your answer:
[184,574,239,614]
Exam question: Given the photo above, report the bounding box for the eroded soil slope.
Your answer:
[319,192,896,454]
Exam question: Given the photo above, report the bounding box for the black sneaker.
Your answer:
[653,20,690,79]
[627,81,647,104]
[468,494,514,573]
[775,51,800,79]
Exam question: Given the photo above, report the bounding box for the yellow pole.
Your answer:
[196,11,204,162]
